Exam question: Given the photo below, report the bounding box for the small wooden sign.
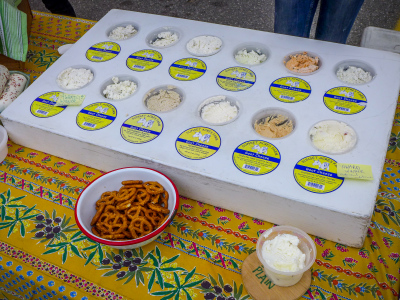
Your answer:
[241,252,311,300]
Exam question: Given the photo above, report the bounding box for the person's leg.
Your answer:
[315,0,364,43]
[41,0,76,17]
[274,0,319,38]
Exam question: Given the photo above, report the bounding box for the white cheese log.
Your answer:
[0,73,27,113]
[0,65,10,95]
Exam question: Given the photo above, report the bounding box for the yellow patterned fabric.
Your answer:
[0,11,398,300]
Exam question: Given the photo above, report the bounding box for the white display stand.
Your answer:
[2,9,400,247]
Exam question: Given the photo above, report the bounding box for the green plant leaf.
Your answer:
[19,220,25,237]
[124,272,136,285]
[184,267,196,285]
[102,270,119,277]
[156,268,164,289]
[43,248,62,255]
[173,272,181,288]
[62,246,68,264]
[148,270,156,292]
[163,254,180,266]
[149,253,160,268]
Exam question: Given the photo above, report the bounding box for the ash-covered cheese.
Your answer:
[103,77,137,100]
[235,49,267,65]
[336,66,372,84]
[57,67,93,90]
[108,25,137,40]
[150,31,178,47]
[186,36,222,56]
[201,96,238,124]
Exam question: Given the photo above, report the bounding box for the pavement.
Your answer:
[29,0,400,46]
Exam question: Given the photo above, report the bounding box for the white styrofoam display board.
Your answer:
[2,9,400,248]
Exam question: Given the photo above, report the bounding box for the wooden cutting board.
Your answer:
[241,252,311,300]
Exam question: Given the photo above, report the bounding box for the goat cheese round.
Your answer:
[310,120,356,154]
[186,36,222,56]
[235,49,267,65]
[103,77,137,100]
[150,31,178,47]
[57,67,93,90]
[261,233,305,272]
[336,66,372,84]
[108,25,137,40]
[201,96,238,124]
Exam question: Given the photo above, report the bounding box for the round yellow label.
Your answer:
[76,102,117,131]
[232,140,281,175]
[323,86,367,115]
[176,127,221,160]
[217,67,256,91]
[85,42,120,62]
[169,58,207,81]
[293,155,344,194]
[269,77,311,103]
[30,92,66,118]
[121,113,163,144]
[126,50,163,72]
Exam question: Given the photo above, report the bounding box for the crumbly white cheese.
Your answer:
[235,49,267,65]
[310,120,357,154]
[57,67,93,90]
[151,31,178,47]
[108,25,137,40]
[146,88,181,112]
[186,36,222,55]
[336,66,372,84]
[261,233,305,272]
[201,96,238,124]
[103,77,137,100]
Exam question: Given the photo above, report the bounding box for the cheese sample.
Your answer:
[235,49,267,65]
[255,114,293,138]
[186,35,222,56]
[336,66,372,84]
[201,96,238,124]
[103,77,137,100]
[150,31,178,47]
[261,233,306,272]
[310,120,357,154]
[145,88,181,112]
[57,67,93,90]
[285,52,319,73]
[108,25,137,40]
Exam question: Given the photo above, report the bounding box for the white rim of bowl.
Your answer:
[74,167,179,246]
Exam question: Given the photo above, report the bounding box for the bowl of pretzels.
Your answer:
[74,167,179,249]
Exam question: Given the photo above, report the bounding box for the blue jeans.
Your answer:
[274,0,365,44]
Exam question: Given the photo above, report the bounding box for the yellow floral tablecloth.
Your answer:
[0,11,399,300]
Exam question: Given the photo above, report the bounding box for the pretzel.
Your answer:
[122,180,143,185]
[148,203,170,215]
[144,181,164,195]
[91,204,105,226]
[90,180,171,240]
[136,189,151,206]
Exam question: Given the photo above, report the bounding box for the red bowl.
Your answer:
[74,167,179,249]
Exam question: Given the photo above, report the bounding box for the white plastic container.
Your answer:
[256,225,316,287]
